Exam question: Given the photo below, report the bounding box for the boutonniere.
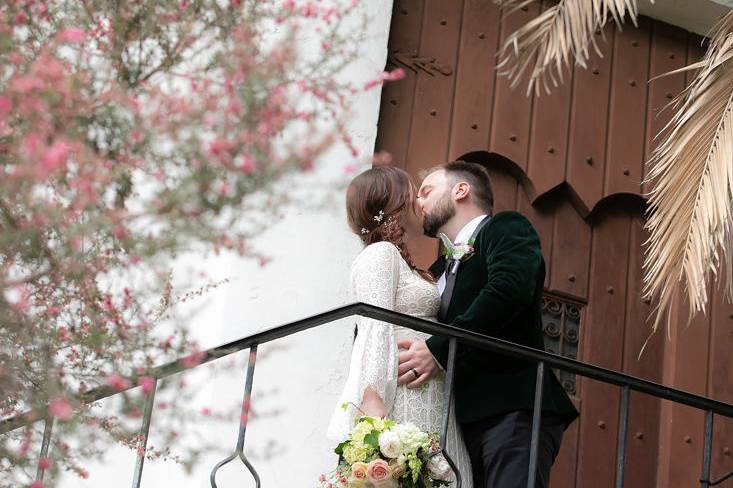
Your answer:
[438,233,476,262]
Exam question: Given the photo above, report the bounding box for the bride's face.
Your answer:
[401,185,424,241]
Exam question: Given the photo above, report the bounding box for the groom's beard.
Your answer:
[422,194,456,238]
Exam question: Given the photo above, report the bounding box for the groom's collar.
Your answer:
[453,214,488,245]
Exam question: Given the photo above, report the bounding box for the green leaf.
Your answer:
[364,430,380,449]
[334,441,348,456]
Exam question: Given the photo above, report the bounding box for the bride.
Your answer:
[327,165,472,486]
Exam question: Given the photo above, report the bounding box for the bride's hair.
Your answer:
[346,166,433,282]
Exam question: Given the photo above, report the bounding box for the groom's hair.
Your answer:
[424,161,493,214]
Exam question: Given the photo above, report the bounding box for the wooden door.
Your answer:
[376,1,733,486]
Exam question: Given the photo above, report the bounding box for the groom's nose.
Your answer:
[415,195,425,211]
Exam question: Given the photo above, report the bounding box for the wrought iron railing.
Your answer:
[3,302,733,487]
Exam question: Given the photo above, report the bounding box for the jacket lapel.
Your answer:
[437,215,492,321]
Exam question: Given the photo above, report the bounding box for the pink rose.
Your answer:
[351,461,368,481]
[367,459,392,484]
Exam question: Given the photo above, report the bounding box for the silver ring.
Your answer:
[411,368,419,379]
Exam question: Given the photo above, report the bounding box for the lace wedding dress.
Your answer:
[327,241,473,487]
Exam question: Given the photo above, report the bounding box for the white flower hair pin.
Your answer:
[360,210,388,235]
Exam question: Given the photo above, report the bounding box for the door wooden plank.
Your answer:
[488,3,539,172]
[527,0,575,202]
[566,23,615,215]
[641,21,688,193]
[656,292,712,487]
[548,201,591,300]
[375,0,426,166]
[575,211,631,488]
[604,18,652,198]
[622,214,662,488]
[708,281,733,482]
[447,0,501,160]
[405,0,464,174]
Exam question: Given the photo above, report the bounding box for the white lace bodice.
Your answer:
[326,242,472,487]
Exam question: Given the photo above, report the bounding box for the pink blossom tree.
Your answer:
[0,1,402,485]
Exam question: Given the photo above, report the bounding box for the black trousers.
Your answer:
[461,410,565,488]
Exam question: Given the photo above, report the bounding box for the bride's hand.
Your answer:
[360,386,388,418]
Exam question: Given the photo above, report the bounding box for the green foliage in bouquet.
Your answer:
[320,415,453,488]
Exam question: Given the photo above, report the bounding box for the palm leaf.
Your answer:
[494,0,647,96]
[644,10,733,337]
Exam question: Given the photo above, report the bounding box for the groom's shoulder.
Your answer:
[483,211,534,234]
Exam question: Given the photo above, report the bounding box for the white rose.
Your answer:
[378,430,403,458]
[427,453,453,481]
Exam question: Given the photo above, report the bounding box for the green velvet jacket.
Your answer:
[426,211,579,425]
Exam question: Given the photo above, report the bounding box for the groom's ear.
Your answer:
[452,181,471,202]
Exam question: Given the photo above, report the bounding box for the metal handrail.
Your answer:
[3,302,733,487]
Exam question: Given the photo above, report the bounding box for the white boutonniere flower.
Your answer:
[438,233,475,262]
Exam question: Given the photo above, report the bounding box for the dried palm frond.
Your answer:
[644,10,733,339]
[494,0,647,96]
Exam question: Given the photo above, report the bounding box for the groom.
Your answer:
[397,161,578,488]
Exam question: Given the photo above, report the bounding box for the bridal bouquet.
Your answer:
[319,415,453,487]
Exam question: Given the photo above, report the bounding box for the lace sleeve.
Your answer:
[327,242,400,440]
[350,242,400,404]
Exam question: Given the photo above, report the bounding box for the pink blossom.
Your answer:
[112,225,128,239]
[41,142,70,172]
[21,133,42,157]
[78,468,89,479]
[180,350,206,368]
[201,407,212,416]
[238,155,254,174]
[14,10,28,24]
[59,28,86,43]
[138,376,155,395]
[30,481,44,488]
[384,67,406,81]
[216,180,231,197]
[5,285,30,312]
[38,457,52,471]
[105,373,131,391]
[57,327,69,341]
[49,397,74,421]
[364,68,407,90]
[0,96,12,117]
[18,437,31,458]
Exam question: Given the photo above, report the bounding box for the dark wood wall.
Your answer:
[375,1,733,486]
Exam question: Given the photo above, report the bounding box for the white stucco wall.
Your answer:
[56,2,394,487]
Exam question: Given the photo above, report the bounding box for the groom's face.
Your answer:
[417,170,456,238]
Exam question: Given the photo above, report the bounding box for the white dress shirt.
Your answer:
[437,214,488,295]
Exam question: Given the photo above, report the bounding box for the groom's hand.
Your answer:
[397,339,439,388]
